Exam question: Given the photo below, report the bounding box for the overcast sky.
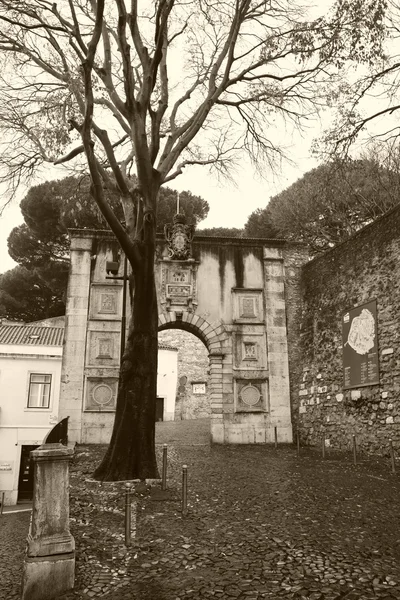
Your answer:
[0,139,319,274]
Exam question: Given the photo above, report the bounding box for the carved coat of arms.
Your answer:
[164,213,195,260]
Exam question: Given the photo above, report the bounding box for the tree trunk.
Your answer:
[93,236,159,481]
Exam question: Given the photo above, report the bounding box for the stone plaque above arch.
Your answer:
[159,260,199,313]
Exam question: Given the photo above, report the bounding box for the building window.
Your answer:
[28,374,51,408]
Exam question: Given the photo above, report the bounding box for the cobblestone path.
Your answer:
[0,511,30,600]
[3,419,400,600]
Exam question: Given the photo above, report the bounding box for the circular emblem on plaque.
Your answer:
[240,384,261,406]
[92,383,113,406]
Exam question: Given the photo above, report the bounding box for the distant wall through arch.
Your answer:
[158,327,210,420]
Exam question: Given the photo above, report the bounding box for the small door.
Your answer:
[156,397,164,422]
[18,445,39,502]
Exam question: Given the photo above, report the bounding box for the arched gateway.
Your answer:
[59,223,307,445]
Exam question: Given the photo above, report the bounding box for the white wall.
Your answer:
[0,346,62,505]
[157,348,178,420]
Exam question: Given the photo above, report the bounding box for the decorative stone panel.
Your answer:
[86,330,120,366]
[233,326,267,370]
[234,379,268,413]
[89,284,121,320]
[232,289,264,323]
[84,377,118,411]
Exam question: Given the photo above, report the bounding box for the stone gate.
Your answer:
[59,224,307,444]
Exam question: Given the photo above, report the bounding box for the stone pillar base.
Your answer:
[220,423,293,444]
[21,552,75,600]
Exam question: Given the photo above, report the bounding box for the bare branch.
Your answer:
[54,144,85,164]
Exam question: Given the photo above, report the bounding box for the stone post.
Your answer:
[21,443,75,600]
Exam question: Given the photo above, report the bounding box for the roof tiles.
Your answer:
[0,324,64,347]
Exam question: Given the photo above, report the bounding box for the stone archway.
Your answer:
[158,311,228,439]
[59,228,308,444]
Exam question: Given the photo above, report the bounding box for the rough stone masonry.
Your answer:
[294,203,400,455]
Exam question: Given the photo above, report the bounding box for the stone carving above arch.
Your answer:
[164,213,195,260]
[159,259,199,314]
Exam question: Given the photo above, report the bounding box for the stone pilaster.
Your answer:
[59,233,93,442]
[209,353,225,443]
[264,248,293,442]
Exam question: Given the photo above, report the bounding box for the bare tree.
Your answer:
[0,0,385,480]
[318,0,399,156]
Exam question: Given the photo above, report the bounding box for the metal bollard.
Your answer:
[352,435,357,466]
[274,426,278,449]
[389,439,396,474]
[322,437,326,460]
[182,465,188,515]
[162,444,168,491]
[296,431,300,457]
[0,491,4,515]
[124,482,133,547]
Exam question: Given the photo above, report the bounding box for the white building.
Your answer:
[0,323,64,505]
[0,319,178,504]
[156,344,178,421]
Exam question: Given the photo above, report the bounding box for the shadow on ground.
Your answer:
[3,419,400,600]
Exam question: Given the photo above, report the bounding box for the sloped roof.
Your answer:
[0,324,64,347]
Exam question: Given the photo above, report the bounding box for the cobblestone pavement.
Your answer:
[0,511,30,600]
[4,419,400,600]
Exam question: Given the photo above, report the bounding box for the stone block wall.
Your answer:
[295,204,400,455]
[158,329,210,419]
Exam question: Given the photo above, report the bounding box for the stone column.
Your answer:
[264,248,293,443]
[21,444,75,600]
[59,232,93,443]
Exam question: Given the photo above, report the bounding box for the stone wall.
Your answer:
[295,205,400,454]
[158,329,210,419]
[281,245,310,436]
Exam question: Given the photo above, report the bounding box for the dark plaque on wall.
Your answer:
[342,300,379,389]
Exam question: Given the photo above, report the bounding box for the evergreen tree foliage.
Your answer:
[245,159,400,253]
[3,176,209,321]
